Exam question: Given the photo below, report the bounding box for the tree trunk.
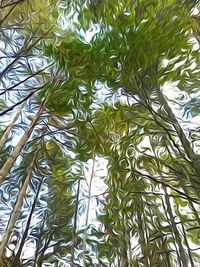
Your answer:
[0,149,39,263]
[161,196,182,267]
[133,77,200,180]
[121,215,132,267]
[33,216,46,267]
[136,206,149,267]
[157,88,200,178]
[83,152,95,267]
[119,234,129,267]
[71,179,80,267]
[35,236,51,267]
[0,2,19,28]
[0,101,26,150]
[12,176,43,266]
[0,96,47,186]
[177,210,195,267]
[163,187,188,267]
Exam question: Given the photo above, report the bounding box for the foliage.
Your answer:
[0,0,199,266]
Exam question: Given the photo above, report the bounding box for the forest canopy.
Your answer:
[0,0,200,266]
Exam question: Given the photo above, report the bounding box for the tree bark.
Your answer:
[131,76,200,180]
[0,2,19,28]
[0,101,26,150]
[71,179,80,267]
[121,215,132,267]
[136,204,149,267]
[0,149,39,263]
[164,187,188,267]
[83,152,95,267]
[157,89,200,175]
[11,175,44,266]
[177,210,195,267]
[0,96,47,186]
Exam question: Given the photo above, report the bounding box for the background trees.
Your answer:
[0,0,200,266]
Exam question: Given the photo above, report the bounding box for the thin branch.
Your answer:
[0,83,47,117]
[133,169,200,205]
[0,63,54,95]
[0,0,25,9]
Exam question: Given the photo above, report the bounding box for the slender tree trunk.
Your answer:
[119,233,129,267]
[0,0,25,9]
[163,187,188,267]
[161,196,182,267]
[71,179,80,267]
[154,144,200,225]
[35,236,52,267]
[0,152,38,262]
[0,101,26,150]
[0,149,39,263]
[0,95,47,186]
[155,87,200,179]
[165,139,200,197]
[146,201,168,266]
[133,77,200,179]
[83,152,95,267]
[33,216,46,267]
[181,226,194,267]
[121,216,132,267]
[159,230,171,267]
[0,2,19,27]
[126,228,133,267]
[187,199,200,225]
[136,205,149,267]
[12,177,43,266]
[177,210,195,267]
[143,88,200,193]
